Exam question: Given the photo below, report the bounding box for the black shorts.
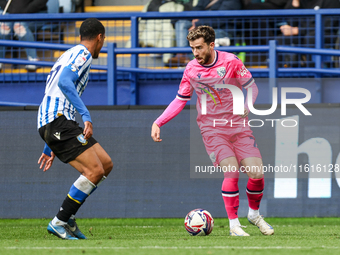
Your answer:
[39,115,97,163]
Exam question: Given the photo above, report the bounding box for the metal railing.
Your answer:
[1,39,340,105]
[1,9,340,105]
[0,9,339,69]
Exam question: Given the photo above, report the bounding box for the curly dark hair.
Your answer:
[187,25,215,44]
[80,18,105,41]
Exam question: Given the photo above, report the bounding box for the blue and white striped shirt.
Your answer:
[37,44,92,129]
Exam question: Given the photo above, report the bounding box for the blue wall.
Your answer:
[1,106,340,218]
[1,77,339,106]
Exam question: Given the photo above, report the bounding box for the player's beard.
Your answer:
[197,51,212,65]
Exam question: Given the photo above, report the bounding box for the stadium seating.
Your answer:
[1,5,340,106]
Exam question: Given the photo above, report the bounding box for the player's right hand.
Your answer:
[151,122,162,142]
[83,121,93,140]
[239,108,249,118]
[38,151,55,172]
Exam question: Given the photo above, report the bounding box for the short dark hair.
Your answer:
[80,18,105,40]
[187,25,215,44]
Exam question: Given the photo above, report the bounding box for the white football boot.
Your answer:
[229,225,250,236]
[248,215,274,235]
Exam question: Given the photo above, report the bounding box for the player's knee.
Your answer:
[249,172,263,179]
[101,155,113,176]
[106,159,113,173]
[13,23,27,37]
[94,167,105,180]
[84,165,105,184]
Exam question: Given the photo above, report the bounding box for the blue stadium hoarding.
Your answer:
[0,103,340,218]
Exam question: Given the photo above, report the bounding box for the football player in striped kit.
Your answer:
[151,26,274,237]
[37,18,113,240]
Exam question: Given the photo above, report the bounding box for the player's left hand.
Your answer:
[38,151,55,172]
[83,121,93,140]
[239,108,248,118]
[151,122,162,142]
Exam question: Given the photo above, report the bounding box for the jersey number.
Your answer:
[46,65,62,89]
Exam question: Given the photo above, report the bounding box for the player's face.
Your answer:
[93,33,105,59]
[189,37,214,65]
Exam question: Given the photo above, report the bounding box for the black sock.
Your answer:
[56,196,82,222]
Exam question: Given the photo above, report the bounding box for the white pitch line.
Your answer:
[3,246,339,250]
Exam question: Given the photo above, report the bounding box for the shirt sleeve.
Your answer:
[233,57,254,89]
[67,48,92,78]
[154,98,187,127]
[176,68,194,101]
[244,82,259,112]
[58,67,92,123]
[43,143,52,157]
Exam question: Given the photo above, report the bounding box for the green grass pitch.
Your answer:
[0,218,339,255]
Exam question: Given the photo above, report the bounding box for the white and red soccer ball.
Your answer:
[184,209,214,236]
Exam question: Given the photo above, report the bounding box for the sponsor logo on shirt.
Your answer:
[236,65,249,77]
[73,54,87,71]
[197,82,222,107]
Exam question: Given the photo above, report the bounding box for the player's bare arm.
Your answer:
[151,122,162,142]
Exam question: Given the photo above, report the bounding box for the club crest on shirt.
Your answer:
[217,67,226,77]
[77,134,88,145]
[197,73,202,79]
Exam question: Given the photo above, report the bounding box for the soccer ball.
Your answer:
[184,209,214,236]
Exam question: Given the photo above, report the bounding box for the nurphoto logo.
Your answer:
[200,84,312,128]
